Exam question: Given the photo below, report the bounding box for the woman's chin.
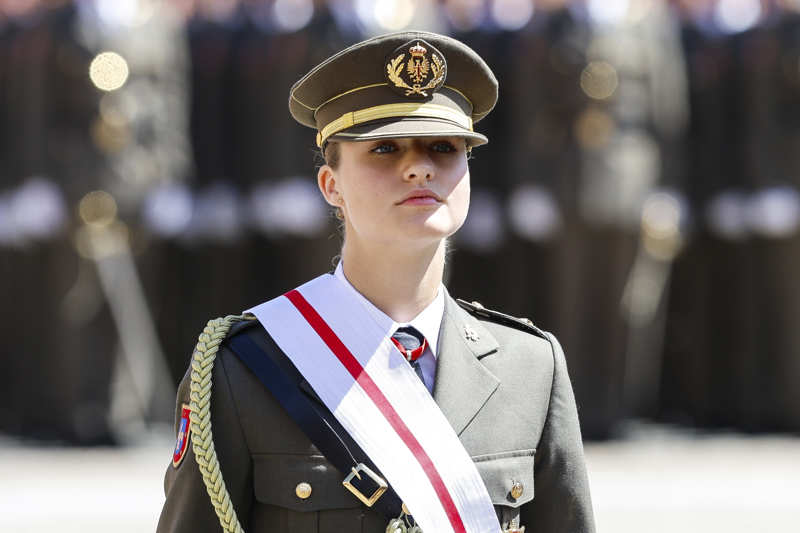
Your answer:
[395,221,461,244]
[405,210,464,235]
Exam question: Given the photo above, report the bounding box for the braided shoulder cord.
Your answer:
[189,314,255,533]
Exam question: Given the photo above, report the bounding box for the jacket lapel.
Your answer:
[433,292,500,435]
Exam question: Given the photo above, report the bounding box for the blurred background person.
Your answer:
[660,0,800,434]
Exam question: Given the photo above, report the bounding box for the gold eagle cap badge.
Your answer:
[385,39,447,98]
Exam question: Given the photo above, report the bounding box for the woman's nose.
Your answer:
[403,151,435,182]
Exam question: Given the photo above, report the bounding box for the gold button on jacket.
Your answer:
[295,482,312,500]
[510,481,524,500]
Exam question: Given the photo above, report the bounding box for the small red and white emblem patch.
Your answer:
[172,404,192,468]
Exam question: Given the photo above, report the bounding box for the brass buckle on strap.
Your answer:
[342,463,388,507]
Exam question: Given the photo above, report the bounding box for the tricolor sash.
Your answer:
[247,273,501,533]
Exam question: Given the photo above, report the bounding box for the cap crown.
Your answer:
[288,31,498,147]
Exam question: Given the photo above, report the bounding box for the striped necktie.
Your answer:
[391,326,427,384]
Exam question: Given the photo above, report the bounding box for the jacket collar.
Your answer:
[432,290,500,435]
[296,289,501,436]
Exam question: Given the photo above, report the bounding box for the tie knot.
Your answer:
[391,326,427,362]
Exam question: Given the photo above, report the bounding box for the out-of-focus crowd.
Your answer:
[1,0,799,445]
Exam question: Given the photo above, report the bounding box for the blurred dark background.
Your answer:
[1,0,799,445]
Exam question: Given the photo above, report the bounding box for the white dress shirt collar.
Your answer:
[333,262,445,357]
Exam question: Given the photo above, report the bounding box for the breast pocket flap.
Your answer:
[472,449,535,508]
[253,454,362,512]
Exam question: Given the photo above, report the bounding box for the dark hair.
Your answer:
[323,141,341,169]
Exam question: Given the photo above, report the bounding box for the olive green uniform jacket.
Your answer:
[157,294,595,533]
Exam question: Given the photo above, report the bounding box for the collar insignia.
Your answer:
[464,324,480,343]
[386,39,447,98]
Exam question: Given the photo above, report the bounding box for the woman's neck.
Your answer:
[340,239,445,323]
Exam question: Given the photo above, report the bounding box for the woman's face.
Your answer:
[319,136,471,249]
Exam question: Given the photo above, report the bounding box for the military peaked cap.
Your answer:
[289,31,498,149]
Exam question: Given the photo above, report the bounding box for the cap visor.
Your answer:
[327,117,488,147]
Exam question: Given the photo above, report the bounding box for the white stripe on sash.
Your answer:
[247,274,500,533]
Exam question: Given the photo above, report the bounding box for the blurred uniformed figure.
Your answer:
[660,0,800,432]
[0,1,27,434]
[502,0,589,366]
[660,0,761,430]
[734,0,800,431]
[156,0,247,383]
[0,0,86,441]
[64,0,189,438]
[0,0,17,433]
[229,0,347,308]
[502,0,688,438]
[79,0,192,430]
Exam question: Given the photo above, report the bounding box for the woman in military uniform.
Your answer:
[157,31,594,533]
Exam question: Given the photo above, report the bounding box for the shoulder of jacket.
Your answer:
[182,315,259,377]
[456,299,549,341]
[225,313,260,339]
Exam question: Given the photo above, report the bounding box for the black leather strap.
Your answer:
[226,330,403,519]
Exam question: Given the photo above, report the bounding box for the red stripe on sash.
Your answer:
[285,289,467,533]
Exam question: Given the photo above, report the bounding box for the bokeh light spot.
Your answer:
[642,192,684,260]
[580,61,618,100]
[587,0,630,26]
[79,190,118,227]
[273,0,314,32]
[373,0,416,31]
[491,0,535,31]
[89,52,130,92]
[643,193,680,241]
[443,0,486,32]
[714,0,761,34]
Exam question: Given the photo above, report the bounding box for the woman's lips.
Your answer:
[400,196,440,206]
[398,189,442,206]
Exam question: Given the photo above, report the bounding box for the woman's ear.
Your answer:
[317,164,343,208]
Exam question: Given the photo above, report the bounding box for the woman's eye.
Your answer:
[370,143,397,154]
[431,141,457,153]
